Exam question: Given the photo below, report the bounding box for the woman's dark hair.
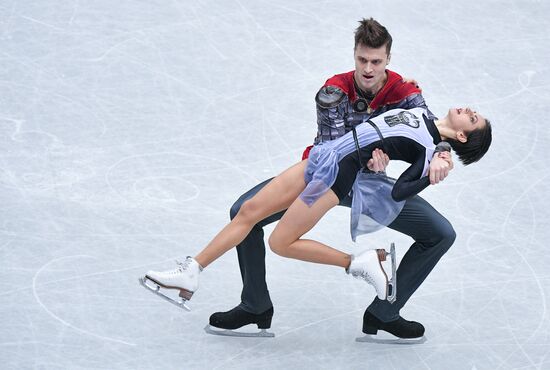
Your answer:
[448,119,493,165]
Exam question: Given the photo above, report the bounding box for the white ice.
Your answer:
[1,0,549,369]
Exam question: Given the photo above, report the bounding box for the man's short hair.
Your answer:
[354,18,393,55]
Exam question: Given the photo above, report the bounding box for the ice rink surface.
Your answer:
[1,0,549,369]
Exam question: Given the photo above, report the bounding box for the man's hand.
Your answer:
[429,152,454,185]
[367,148,389,173]
[402,77,421,91]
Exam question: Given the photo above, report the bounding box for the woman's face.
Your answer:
[448,107,487,137]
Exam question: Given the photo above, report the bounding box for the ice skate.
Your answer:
[355,311,426,343]
[347,243,397,303]
[204,306,275,337]
[362,311,425,338]
[139,257,203,311]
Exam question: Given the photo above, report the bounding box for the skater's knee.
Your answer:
[236,199,265,225]
[433,220,456,251]
[267,233,289,257]
[229,199,243,220]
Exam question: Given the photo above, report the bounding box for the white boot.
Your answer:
[144,257,203,301]
[347,249,389,300]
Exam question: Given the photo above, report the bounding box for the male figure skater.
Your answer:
[208,18,455,339]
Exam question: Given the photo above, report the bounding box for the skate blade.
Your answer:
[355,334,427,345]
[139,277,191,312]
[204,324,275,338]
[373,248,391,302]
[387,242,397,304]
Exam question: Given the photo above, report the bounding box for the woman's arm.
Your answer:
[391,154,431,202]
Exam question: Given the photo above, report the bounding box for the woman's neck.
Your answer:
[434,118,454,141]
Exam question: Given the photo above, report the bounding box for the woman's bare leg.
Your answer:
[195,160,308,268]
[268,189,351,269]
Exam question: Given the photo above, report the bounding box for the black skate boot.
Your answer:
[204,306,274,337]
[362,310,425,339]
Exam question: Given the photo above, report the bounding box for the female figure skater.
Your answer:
[140,106,492,310]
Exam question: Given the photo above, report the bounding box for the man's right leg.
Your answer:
[209,177,286,329]
[362,195,456,338]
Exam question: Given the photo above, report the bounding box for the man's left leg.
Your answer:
[363,195,456,338]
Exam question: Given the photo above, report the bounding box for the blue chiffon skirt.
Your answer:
[350,171,405,241]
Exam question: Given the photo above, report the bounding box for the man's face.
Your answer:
[353,43,390,94]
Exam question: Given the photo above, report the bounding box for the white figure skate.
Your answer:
[139,257,203,311]
[347,243,397,303]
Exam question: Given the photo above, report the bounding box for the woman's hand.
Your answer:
[429,152,454,185]
[402,77,421,91]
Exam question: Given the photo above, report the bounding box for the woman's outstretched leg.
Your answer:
[141,160,309,306]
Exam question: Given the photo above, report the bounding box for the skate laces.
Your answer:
[168,258,192,275]
[348,255,376,285]
[352,270,375,285]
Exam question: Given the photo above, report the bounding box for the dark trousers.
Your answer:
[230,176,456,322]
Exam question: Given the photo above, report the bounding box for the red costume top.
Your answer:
[302,69,427,159]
